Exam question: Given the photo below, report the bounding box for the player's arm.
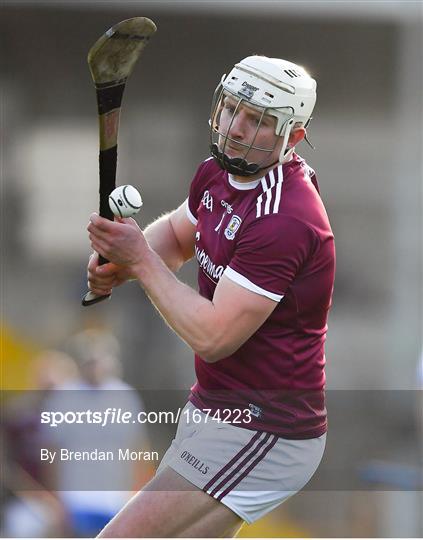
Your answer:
[87,201,195,296]
[87,213,276,361]
[135,262,277,362]
[144,201,196,272]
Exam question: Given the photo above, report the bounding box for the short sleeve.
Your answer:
[225,214,319,301]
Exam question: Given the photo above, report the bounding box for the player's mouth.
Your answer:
[224,142,245,154]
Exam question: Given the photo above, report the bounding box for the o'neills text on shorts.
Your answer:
[180,450,209,475]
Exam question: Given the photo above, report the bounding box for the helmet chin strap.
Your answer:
[211,120,295,177]
[210,143,268,176]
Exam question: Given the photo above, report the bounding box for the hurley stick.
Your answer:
[82,17,157,307]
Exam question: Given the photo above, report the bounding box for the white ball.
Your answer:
[109,185,142,218]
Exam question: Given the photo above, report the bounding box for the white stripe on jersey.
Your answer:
[272,165,284,214]
[264,170,276,215]
[256,181,264,219]
[255,166,284,218]
[256,178,268,218]
[224,266,284,302]
[261,177,269,191]
[185,198,198,225]
[256,195,263,219]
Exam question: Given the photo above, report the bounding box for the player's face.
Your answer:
[217,95,284,168]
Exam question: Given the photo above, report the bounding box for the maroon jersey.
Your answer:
[186,155,335,438]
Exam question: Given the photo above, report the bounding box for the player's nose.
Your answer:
[228,111,248,140]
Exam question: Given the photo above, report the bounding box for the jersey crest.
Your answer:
[224,215,242,240]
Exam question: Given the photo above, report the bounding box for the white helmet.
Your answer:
[210,55,317,176]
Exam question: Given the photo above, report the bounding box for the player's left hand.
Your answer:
[87,213,150,270]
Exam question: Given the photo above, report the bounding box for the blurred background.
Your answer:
[1,0,422,537]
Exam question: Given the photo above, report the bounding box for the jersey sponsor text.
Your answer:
[195,245,225,281]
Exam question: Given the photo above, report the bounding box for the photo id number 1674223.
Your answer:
[183,407,252,424]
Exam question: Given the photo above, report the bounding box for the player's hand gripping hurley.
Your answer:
[82,17,157,306]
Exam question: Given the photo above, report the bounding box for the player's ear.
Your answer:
[288,126,306,146]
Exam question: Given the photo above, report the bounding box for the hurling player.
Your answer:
[87,55,335,538]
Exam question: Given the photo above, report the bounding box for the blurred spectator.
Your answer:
[42,329,153,537]
[1,349,78,537]
[4,350,78,484]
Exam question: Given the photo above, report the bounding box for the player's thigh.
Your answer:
[98,466,242,538]
[176,512,244,538]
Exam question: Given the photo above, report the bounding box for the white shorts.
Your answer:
[156,402,326,523]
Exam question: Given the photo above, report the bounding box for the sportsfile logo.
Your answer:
[201,190,213,212]
[195,245,225,281]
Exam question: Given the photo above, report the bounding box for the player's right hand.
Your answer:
[87,252,132,295]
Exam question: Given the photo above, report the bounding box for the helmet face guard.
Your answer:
[209,56,316,177]
[209,85,293,177]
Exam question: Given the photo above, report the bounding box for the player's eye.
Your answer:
[259,116,273,128]
[223,101,236,114]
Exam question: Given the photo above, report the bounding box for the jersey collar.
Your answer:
[227,150,295,191]
[227,174,262,190]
